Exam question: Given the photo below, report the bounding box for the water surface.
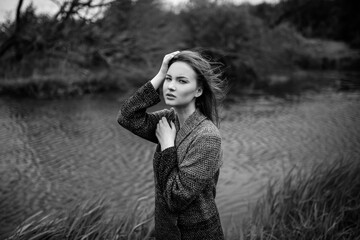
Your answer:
[1,90,359,237]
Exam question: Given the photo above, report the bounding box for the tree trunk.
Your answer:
[0,0,24,58]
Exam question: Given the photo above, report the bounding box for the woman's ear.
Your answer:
[195,87,203,97]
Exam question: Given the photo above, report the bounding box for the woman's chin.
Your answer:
[164,100,175,107]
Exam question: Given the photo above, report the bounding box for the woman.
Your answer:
[117,50,225,240]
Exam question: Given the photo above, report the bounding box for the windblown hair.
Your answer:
[168,50,227,127]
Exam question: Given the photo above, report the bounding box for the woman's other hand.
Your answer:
[156,117,176,151]
[151,51,180,90]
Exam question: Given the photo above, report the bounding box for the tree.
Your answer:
[0,0,24,59]
[270,0,360,48]
[0,0,114,61]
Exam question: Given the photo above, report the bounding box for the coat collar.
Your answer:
[174,108,207,147]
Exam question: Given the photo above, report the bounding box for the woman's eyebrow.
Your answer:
[176,76,189,80]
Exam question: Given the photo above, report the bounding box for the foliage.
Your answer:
[179,1,348,94]
[258,0,360,48]
[0,0,358,98]
[96,0,186,86]
[0,0,186,90]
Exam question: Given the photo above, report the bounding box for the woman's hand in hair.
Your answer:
[151,51,180,90]
[156,117,176,151]
[158,51,180,76]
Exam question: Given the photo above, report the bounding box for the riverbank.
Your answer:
[0,70,124,99]
[6,158,359,240]
[1,69,359,100]
[2,0,360,101]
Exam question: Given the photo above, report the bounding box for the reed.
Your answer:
[7,197,154,240]
[239,158,360,240]
[7,158,359,240]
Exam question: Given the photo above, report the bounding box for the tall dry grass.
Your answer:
[238,158,360,240]
[7,197,154,240]
[6,158,359,240]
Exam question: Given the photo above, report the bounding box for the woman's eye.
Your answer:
[165,77,171,81]
[179,79,187,84]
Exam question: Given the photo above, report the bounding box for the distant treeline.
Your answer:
[0,0,359,98]
[255,0,360,49]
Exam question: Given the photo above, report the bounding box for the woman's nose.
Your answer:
[168,80,175,90]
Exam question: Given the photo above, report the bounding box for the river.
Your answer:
[1,89,360,237]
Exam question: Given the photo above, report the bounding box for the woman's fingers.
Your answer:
[156,118,164,132]
[170,121,175,130]
[156,118,176,150]
[170,51,180,57]
[163,51,180,64]
[166,51,180,59]
[158,51,180,77]
[157,117,176,133]
[159,117,169,127]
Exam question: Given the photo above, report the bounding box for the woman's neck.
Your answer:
[174,104,196,128]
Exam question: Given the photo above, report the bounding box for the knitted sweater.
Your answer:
[117,82,224,240]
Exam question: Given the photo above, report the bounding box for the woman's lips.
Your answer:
[166,93,176,99]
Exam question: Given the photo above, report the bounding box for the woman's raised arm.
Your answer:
[117,51,180,143]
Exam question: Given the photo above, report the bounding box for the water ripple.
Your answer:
[1,92,360,237]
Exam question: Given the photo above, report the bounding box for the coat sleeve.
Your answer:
[154,133,221,212]
[117,81,171,143]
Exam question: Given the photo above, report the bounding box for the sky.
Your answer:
[0,0,279,23]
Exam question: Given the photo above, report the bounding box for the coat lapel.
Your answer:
[175,109,207,148]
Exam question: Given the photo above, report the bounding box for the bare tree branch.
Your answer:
[0,0,116,59]
[0,0,24,58]
[52,0,114,21]
[50,0,62,7]
[15,0,24,32]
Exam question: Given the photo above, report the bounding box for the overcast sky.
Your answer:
[0,0,279,23]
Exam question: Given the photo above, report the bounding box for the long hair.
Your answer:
[168,50,227,127]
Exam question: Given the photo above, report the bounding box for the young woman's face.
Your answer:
[163,61,202,109]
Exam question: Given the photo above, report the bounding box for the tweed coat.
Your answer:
[117,81,224,240]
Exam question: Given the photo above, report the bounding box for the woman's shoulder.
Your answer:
[197,118,221,139]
